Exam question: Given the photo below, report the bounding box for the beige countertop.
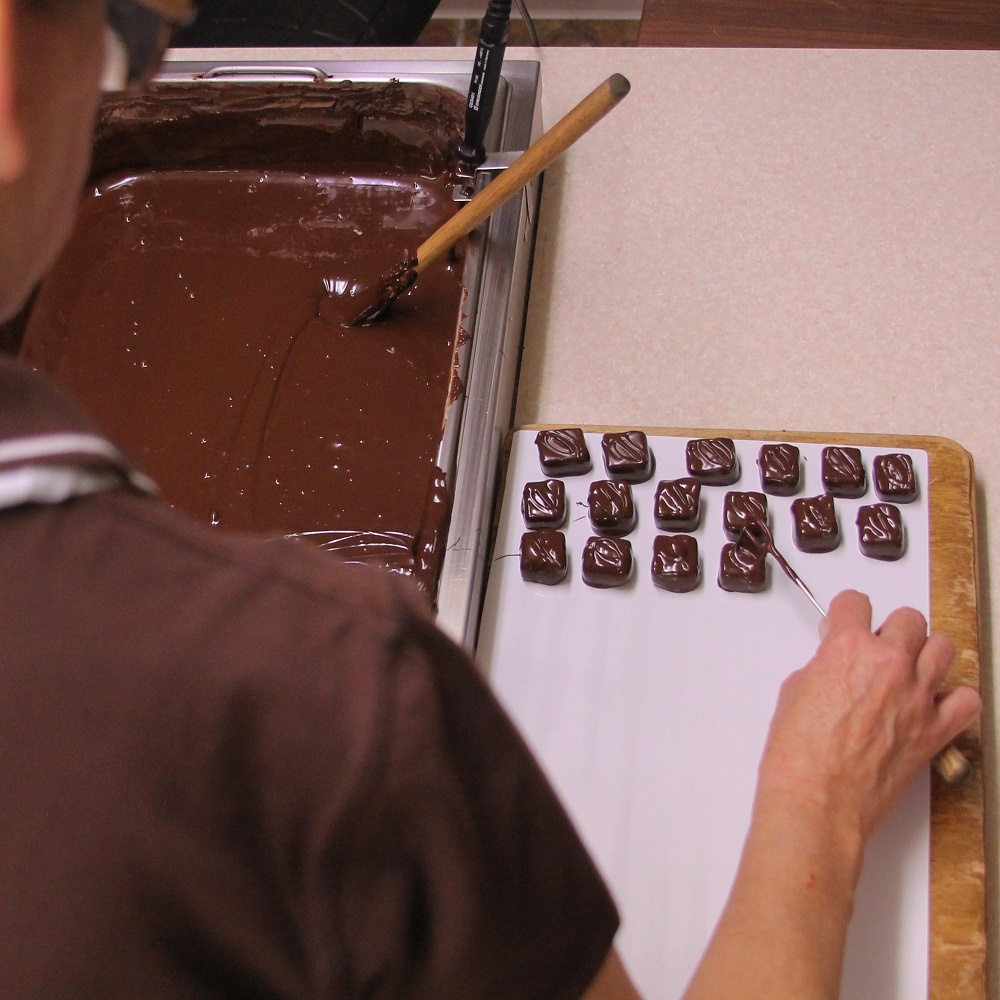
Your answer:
[172,44,999,992]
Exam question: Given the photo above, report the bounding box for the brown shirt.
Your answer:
[0,358,618,998]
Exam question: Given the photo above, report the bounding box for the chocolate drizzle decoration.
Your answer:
[601,430,654,483]
[686,437,740,485]
[791,494,840,553]
[856,503,906,560]
[822,446,867,499]
[873,453,917,504]
[757,443,801,496]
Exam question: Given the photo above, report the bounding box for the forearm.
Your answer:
[681,789,863,1000]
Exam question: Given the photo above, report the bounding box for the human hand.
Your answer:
[757,590,981,841]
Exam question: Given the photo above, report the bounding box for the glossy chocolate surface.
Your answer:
[857,503,906,560]
[21,83,467,591]
[822,446,867,499]
[791,493,841,553]
[601,430,654,482]
[873,453,917,503]
[653,478,702,532]
[520,529,569,585]
[718,541,768,593]
[723,491,769,541]
[686,437,740,485]
[651,534,700,592]
[588,480,637,536]
[757,443,801,495]
[535,428,592,477]
[521,479,567,528]
[582,536,633,588]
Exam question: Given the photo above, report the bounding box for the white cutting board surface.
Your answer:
[478,429,930,1000]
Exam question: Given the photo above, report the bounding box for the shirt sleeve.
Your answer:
[326,588,620,1000]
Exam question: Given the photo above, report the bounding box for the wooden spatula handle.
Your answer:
[415,73,630,273]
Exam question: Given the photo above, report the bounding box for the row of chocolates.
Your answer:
[521,505,905,592]
[523,478,907,558]
[533,428,918,502]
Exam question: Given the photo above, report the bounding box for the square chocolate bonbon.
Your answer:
[651,535,700,593]
[718,541,768,593]
[856,503,906,560]
[821,446,867,498]
[601,430,655,483]
[723,491,769,541]
[653,478,702,532]
[519,529,568,585]
[873,453,917,504]
[791,494,840,553]
[521,479,567,528]
[588,480,637,536]
[582,536,633,588]
[757,443,801,496]
[534,427,592,476]
[686,437,740,485]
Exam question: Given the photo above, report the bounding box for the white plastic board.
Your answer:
[478,429,931,1000]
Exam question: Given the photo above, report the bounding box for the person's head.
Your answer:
[0,0,192,322]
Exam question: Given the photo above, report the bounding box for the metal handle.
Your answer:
[196,65,330,82]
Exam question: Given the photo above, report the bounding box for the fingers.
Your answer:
[819,590,872,640]
[932,686,982,748]
[876,606,930,662]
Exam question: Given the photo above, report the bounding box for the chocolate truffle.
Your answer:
[856,503,906,560]
[822,446,867,499]
[653,478,702,532]
[873,453,918,504]
[757,443,801,496]
[718,541,767,593]
[521,479,567,528]
[519,529,568,585]
[686,437,740,485]
[651,535,700,593]
[723,491,769,541]
[588,480,637,536]
[601,430,655,483]
[791,494,841,553]
[534,428,592,476]
[582,536,633,588]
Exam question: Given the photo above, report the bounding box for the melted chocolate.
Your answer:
[856,503,906,560]
[723,491,769,541]
[582,536,633,588]
[21,82,468,592]
[791,494,841,553]
[873,453,917,504]
[534,428,592,477]
[521,479,567,529]
[686,437,739,485]
[520,529,568,585]
[718,541,767,593]
[653,478,702,532]
[587,480,637,536]
[757,443,800,496]
[822,446,867,499]
[651,534,700,593]
[601,430,654,483]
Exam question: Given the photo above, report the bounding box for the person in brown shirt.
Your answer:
[0,3,981,999]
